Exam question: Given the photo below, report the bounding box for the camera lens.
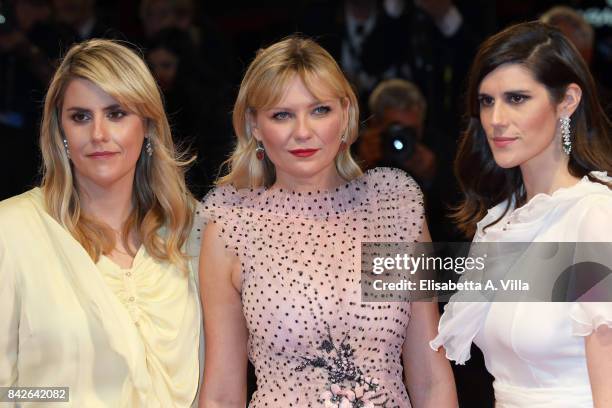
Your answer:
[379,122,418,169]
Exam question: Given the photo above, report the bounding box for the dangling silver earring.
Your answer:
[255,141,265,161]
[341,132,347,144]
[145,137,153,157]
[63,138,70,158]
[560,116,571,155]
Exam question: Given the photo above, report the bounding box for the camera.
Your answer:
[379,122,418,168]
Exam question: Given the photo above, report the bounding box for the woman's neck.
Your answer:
[77,177,134,231]
[520,163,581,202]
[272,166,346,193]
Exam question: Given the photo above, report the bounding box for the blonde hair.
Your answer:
[40,39,194,267]
[219,36,362,189]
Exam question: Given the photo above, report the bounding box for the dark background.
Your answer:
[1,0,611,406]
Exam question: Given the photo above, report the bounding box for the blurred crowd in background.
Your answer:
[2,0,611,229]
[1,0,611,405]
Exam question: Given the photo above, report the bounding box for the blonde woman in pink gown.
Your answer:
[198,37,457,407]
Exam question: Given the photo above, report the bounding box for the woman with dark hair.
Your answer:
[430,21,612,406]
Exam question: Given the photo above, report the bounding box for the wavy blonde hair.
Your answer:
[219,36,362,189]
[40,39,194,266]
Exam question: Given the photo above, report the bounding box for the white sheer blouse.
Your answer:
[431,172,612,407]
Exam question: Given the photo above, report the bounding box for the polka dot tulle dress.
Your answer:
[201,167,425,407]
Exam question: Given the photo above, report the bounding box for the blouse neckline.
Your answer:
[476,171,612,240]
[27,187,151,271]
[99,245,146,271]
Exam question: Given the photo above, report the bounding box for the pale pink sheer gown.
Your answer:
[201,168,425,407]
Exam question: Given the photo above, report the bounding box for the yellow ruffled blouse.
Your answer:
[0,188,203,407]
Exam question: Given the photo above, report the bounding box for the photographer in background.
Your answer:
[540,6,594,65]
[359,78,492,406]
[540,5,611,116]
[358,78,460,241]
[359,79,436,185]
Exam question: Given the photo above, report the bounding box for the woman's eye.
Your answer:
[272,111,291,120]
[313,105,331,115]
[108,110,127,120]
[71,112,90,122]
[508,94,528,104]
[478,96,494,107]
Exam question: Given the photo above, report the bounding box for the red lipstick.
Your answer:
[289,148,319,158]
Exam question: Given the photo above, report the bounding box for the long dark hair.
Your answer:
[454,21,612,237]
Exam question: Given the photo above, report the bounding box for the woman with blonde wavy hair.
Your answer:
[0,39,203,407]
[199,36,456,407]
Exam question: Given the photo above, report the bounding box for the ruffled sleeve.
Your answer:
[200,185,235,221]
[570,303,612,336]
[429,301,490,364]
[569,190,612,336]
[369,167,426,242]
[199,184,245,258]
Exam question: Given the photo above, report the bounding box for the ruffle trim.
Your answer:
[570,303,612,336]
[429,301,491,365]
[475,171,612,240]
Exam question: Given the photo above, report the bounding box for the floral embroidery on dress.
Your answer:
[296,324,389,407]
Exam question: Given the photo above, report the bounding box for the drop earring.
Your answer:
[255,141,265,161]
[63,138,70,158]
[560,116,571,155]
[145,137,153,157]
[339,131,348,151]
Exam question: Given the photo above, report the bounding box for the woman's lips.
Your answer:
[87,151,118,159]
[492,137,518,148]
[289,148,319,158]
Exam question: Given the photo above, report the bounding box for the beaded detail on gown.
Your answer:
[201,168,425,407]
